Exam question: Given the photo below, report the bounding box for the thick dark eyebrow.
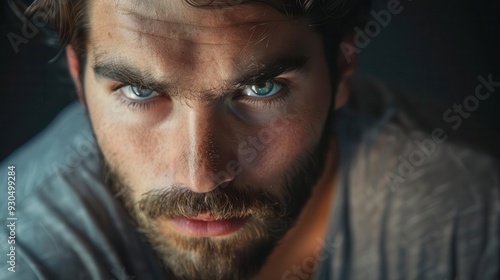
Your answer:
[93,62,169,93]
[233,55,310,87]
[92,55,310,96]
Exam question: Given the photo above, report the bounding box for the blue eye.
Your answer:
[121,85,159,100]
[242,81,282,97]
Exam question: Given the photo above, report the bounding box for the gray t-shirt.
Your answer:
[1,81,499,279]
[316,111,500,279]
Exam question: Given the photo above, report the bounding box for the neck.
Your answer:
[252,137,338,280]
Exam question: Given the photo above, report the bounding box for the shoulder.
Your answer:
[0,102,98,204]
[339,78,500,279]
[0,103,165,279]
[348,78,499,206]
[343,77,499,192]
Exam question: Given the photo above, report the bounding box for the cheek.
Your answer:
[237,121,306,173]
[238,94,331,185]
[84,78,173,197]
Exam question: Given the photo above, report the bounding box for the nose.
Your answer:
[177,105,235,193]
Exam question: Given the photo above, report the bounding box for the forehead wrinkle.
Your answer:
[115,11,298,47]
[139,36,243,66]
[117,24,249,46]
[122,24,294,68]
[116,7,292,29]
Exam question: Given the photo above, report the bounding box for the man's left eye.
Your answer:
[121,85,159,100]
[241,81,283,97]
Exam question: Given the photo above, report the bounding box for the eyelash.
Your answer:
[111,79,292,111]
[116,96,161,111]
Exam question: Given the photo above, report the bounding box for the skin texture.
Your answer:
[66,0,355,279]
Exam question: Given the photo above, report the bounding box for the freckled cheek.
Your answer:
[97,123,178,196]
[85,86,175,192]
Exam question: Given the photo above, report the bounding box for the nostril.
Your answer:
[211,167,236,188]
[217,180,232,189]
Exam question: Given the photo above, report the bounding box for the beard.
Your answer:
[99,129,330,280]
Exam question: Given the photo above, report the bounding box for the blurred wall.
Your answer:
[355,0,500,156]
[0,0,75,160]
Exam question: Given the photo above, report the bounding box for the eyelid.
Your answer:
[118,84,161,100]
[238,75,283,89]
[241,81,283,97]
[110,78,166,94]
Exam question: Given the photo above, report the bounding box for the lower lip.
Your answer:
[168,217,248,237]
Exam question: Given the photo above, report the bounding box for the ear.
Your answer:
[66,45,86,107]
[333,34,357,110]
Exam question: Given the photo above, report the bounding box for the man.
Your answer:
[0,0,498,279]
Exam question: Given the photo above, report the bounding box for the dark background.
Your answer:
[1,0,499,160]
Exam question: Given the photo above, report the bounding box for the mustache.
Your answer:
[137,184,288,220]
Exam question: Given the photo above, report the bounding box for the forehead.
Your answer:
[105,0,290,28]
[86,0,320,86]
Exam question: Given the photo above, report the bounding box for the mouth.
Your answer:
[167,213,248,237]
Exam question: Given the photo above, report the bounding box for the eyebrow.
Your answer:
[233,55,310,87]
[92,55,310,97]
[93,62,169,93]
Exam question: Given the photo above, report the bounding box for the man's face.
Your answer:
[80,0,334,278]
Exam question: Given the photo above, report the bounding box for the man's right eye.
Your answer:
[120,85,159,100]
